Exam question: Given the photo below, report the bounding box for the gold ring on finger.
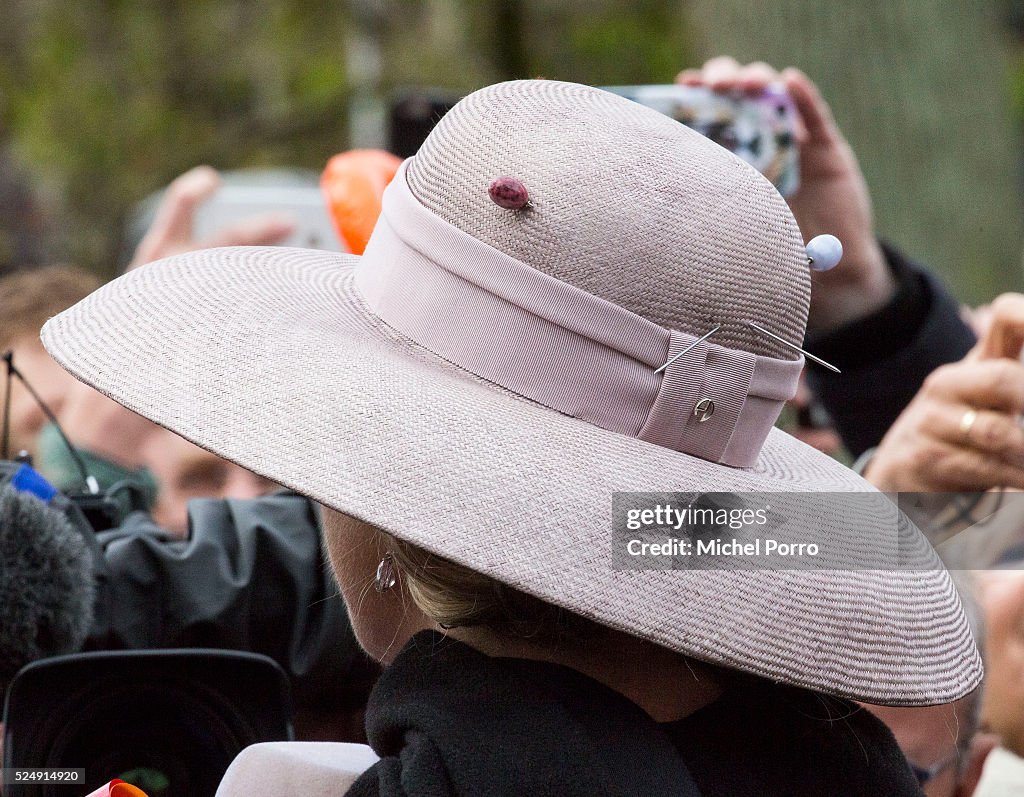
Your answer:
[959,408,979,445]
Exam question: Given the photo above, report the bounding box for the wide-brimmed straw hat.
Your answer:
[43,80,980,705]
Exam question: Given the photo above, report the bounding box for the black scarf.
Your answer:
[347,631,922,797]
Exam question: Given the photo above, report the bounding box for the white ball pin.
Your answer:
[806,234,843,272]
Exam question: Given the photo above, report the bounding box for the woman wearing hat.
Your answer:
[44,79,981,795]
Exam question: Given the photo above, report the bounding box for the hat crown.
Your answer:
[407,80,810,360]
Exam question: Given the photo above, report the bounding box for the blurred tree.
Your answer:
[0,148,49,276]
[689,0,1024,304]
[512,0,692,85]
[11,0,1016,307]
[0,0,353,276]
[377,0,692,88]
[0,0,696,276]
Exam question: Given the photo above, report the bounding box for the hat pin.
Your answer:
[806,234,843,272]
[488,176,533,210]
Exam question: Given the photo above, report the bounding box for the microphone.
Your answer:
[0,484,96,692]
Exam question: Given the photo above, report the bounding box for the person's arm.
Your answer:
[678,58,896,330]
[805,244,977,456]
[680,59,978,455]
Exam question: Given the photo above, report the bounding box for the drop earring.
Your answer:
[375,552,397,592]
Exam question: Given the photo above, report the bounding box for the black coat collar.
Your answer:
[349,631,922,797]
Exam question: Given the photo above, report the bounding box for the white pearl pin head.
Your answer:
[806,234,843,272]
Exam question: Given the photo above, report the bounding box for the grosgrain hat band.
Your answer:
[355,161,803,468]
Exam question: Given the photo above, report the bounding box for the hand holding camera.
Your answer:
[129,166,297,269]
[677,57,895,331]
[603,82,800,196]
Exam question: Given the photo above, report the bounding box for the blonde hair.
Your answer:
[381,532,603,643]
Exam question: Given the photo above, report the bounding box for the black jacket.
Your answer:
[348,631,922,797]
[85,493,365,708]
[806,244,976,456]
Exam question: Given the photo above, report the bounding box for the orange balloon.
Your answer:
[321,149,402,256]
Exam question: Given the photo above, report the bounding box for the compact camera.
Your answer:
[602,84,800,196]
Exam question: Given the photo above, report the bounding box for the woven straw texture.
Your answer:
[42,80,981,705]
[409,80,810,358]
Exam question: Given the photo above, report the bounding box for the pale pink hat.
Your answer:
[43,80,981,705]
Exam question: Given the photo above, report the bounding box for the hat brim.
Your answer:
[42,246,981,705]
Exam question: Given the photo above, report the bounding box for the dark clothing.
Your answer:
[668,676,923,796]
[806,244,976,456]
[349,631,921,797]
[349,631,700,796]
[86,493,365,708]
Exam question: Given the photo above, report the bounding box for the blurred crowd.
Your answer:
[2,54,1024,797]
